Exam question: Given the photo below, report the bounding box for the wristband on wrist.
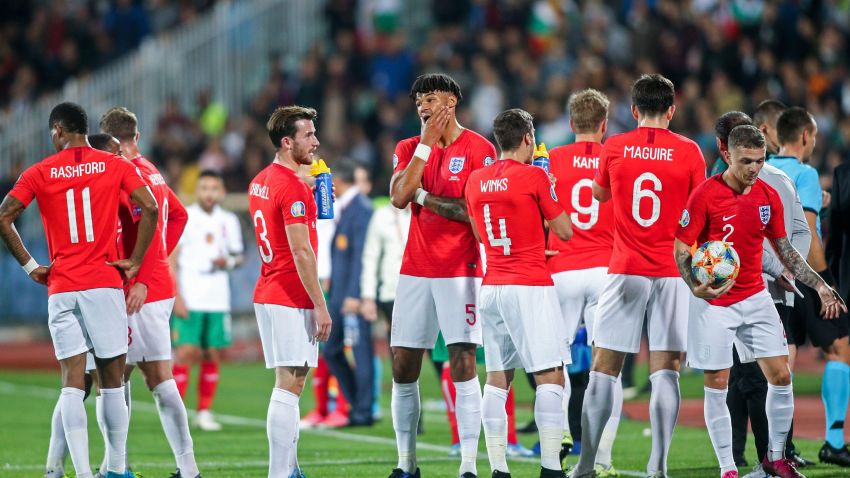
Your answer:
[414,143,432,162]
[225,256,237,270]
[413,188,429,206]
[22,257,39,275]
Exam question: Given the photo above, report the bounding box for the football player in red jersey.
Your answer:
[466,108,573,478]
[548,89,621,475]
[249,106,332,478]
[0,102,158,478]
[572,75,706,478]
[674,125,847,478]
[388,74,497,478]
[98,107,199,478]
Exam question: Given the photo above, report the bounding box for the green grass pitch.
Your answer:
[0,361,838,477]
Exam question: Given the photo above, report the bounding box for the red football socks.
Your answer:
[198,361,219,411]
[173,363,189,398]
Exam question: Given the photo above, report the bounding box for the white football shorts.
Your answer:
[391,275,483,349]
[127,298,175,364]
[254,303,318,368]
[48,288,128,361]
[593,274,690,354]
[687,290,789,370]
[552,267,608,344]
[479,285,571,373]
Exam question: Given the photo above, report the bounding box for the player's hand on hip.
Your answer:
[28,265,50,285]
[109,258,141,279]
[816,283,848,320]
[420,106,451,147]
[692,280,735,299]
[126,283,148,315]
[360,299,378,322]
[314,307,332,342]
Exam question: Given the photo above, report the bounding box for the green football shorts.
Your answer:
[171,311,232,348]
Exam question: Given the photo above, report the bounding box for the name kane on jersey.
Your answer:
[573,156,599,169]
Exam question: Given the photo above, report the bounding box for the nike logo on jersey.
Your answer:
[722,214,736,221]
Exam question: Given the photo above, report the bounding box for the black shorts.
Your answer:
[785,282,849,348]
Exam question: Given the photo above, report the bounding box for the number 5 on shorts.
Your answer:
[465,304,476,326]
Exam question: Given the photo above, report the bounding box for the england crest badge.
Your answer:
[759,205,770,224]
[448,156,466,174]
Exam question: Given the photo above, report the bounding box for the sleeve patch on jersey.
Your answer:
[393,154,399,168]
[484,156,495,166]
[291,201,306,217]
[759,205,770,224]
[679,209,690,227]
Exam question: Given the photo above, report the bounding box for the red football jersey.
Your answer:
[7,146,147,295]
[249,162,318,308]
[547,141,614,273]
[465,160,565,286]
[393,129,497,278]
[676,175,786,306]
[118,156,187,303]
[596,127,706,277]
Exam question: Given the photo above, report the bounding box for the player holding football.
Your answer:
[571,74,706,478]
[172,170,244,432]
[675,125,847,478]
[99,107,199,478]
[467,108,573,478]
[388,73,497,478]
[548,89,621,476]
[249,106,331,478]
[0,103,158,478]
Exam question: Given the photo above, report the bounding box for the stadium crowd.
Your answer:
[10,0,850,198]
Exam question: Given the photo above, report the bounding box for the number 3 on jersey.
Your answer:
[483,204,511,255]
[253,210,273,263]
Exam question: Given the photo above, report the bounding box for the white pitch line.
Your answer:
[0,380,646,477]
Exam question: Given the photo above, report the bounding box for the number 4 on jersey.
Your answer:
[483,204,511,255]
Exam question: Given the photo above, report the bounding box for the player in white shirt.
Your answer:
[172,170,244,431]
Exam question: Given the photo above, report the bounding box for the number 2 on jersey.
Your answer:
[253,210,274,263]
[483,204,511,255]
[66,187,94,243]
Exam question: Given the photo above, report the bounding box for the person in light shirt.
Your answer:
[172,169,244,432]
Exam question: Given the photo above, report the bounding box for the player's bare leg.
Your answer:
[573,347,625,476]
[448,343,482,477]
[703,368,736,477]
[483,369,516,475]
[753,356,800,477]
[269,366,309,478]
[94,353,131,477]
[135,360,199,477]
[390,346,426,476]
[646,350,682,476]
